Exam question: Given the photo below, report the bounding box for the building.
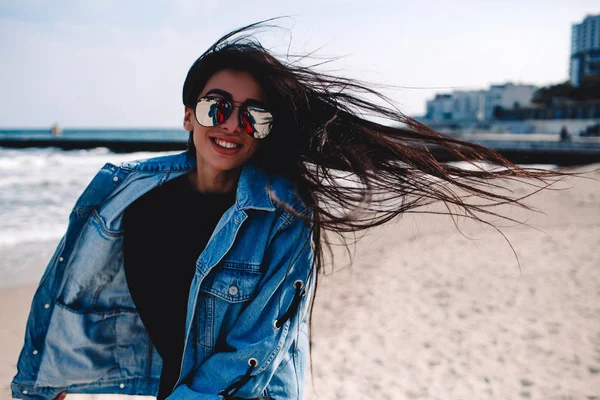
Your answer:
[425,94,453,122]
[426,90,485,122]
[570,14,600,87]
[493,100,600,121]
[425,83,535,123]
[451,90,486,121]
[426,91,485,122]
[483,83,538,120]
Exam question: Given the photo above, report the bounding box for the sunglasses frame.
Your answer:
[194,96,273,139]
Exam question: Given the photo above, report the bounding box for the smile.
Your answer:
[212,138,242,149]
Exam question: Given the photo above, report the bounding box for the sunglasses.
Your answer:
[194,96,274,139]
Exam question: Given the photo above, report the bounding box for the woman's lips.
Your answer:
[210,137,242,155]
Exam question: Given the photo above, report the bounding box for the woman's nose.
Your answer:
[221,106,242,133]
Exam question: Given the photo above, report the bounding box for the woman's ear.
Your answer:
[183,106,195,131]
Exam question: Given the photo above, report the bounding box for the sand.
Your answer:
[2,164,599,400]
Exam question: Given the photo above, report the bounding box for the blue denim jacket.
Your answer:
[11,152,315,400]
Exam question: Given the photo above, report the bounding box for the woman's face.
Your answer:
[184,69,266,173]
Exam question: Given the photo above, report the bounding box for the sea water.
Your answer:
[0,146,178,288]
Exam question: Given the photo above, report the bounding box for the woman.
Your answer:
[12,21,561,400]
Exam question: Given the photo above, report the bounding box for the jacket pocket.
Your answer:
[35,301,150,387]
[196,263,262,351]
[200,264,262,304]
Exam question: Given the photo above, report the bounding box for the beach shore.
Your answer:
[2,164,599,399]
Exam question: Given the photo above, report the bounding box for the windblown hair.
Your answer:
[183,20,564,280]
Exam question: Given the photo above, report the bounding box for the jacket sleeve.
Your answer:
[167,214,315,400]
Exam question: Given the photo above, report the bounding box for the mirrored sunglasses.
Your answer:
[194,97,274,139]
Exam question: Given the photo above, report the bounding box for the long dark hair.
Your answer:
[184,19,563,268]
[182,19,567,351]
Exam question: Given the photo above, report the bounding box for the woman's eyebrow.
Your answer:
[245,99,267,108]
[204,89,232,99]
[204,89,265,107]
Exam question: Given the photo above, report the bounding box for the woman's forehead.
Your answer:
[201,69,266,103]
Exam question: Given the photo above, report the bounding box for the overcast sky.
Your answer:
[1,0,598,128]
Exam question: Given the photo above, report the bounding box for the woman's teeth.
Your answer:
[214,138,241,149]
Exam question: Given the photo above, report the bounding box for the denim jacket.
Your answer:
[11,152,315,400]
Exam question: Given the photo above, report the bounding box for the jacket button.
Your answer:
[59,257,64,262]
[228,285,239,296]
[22,390,28,395]
[119,383,125,389]
[32,350,38,355]
[113,176,119,182]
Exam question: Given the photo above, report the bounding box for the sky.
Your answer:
[0,0,598,128]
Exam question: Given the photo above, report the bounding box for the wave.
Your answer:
[0,148,179,249]
[0,147,176,170]
[0,224,66,248]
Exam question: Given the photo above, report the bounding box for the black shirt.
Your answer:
[123,174,235,399]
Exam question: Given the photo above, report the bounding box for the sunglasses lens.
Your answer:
[195,98,232,127]
[240,110,255,136]
[245,106,273,139]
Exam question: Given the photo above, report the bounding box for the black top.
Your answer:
[123,174,235,399]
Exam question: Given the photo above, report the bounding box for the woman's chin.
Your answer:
[204,158,246,174]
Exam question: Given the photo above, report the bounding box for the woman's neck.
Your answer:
[188,164,240,194]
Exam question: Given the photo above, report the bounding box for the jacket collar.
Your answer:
[121,151,196,172]
[124,151,276,212]
[235,163,276,212]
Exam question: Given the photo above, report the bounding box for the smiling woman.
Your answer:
[11,19,570,400]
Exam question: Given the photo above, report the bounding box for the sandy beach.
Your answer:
[2,164,599,400]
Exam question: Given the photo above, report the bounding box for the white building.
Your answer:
[570,14,600,87]
[451,90,486,121]
[425,83,535,122]
[425,94,454,122]
[483,83,538,120]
